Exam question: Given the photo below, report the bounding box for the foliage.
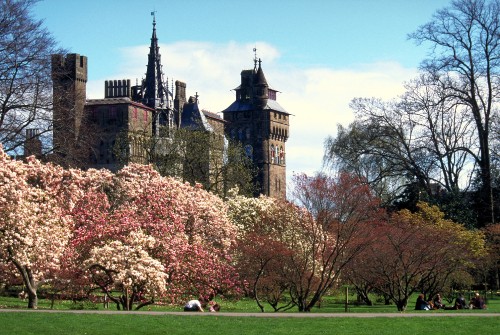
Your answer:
[0,146,240,310]
[0,146,96,308]
[408,0,500,226]
[349,202,487,311]
[69,163,240,310]
[229,172,384,312]
[114,127,257,198]
[0,0,65,154]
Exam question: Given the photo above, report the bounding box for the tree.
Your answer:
[0,147,74,308]
[288,173,383,311]
[70,164,240,309]
[326,88,474,198]
[357,202,486,311]
[409,0,500,226]
[0,0,64,155]
[229,173,383,312]
[85,230,167,311]
[482,223,500,290]
[115,127,257,198]
[227,192,301,312]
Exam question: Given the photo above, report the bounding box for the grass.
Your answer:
[0,312,498,335]
[0,294,498,335]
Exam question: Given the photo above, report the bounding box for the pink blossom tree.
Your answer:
[70,164,239,309]
[0,148,81,308]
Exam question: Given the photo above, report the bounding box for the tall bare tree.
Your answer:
[409,0,500,226]
[0,0,64,155]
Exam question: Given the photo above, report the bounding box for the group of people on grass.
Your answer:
[415,292,486,310]
[184,298,220,312]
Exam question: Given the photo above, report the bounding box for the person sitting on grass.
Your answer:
[415,294,431,310]
[432,293,445,309]
[454,294,467,310]
[469,293,487,309]
[209,301,220,312]
[184,299,204,312]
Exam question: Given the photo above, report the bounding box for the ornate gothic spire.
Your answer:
[142,13,169,110]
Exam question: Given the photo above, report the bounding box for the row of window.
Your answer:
[273,112,287,120]
[272,126,288,139]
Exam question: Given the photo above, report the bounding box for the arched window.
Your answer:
[270,144,275,163]
[280,146,284,164]
[275,146,280,164]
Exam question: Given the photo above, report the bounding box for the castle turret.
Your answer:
[222,56,289,199]
[51,53,88,165]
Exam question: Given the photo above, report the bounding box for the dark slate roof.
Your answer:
[180,101,213,131]
[222,99,289,115]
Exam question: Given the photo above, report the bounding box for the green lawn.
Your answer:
[0,312,498,335]
[0,294,498,335]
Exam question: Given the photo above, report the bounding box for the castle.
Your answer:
[47,16,289,198]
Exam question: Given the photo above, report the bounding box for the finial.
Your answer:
[253,47,258,71]
[151,10,157,26]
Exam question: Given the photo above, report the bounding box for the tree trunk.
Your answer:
[27,291,38,309]
[395,298,408,312]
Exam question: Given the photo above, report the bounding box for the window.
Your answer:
[280,146,284,164]
[275,146,280,164]
[270,144,275,163]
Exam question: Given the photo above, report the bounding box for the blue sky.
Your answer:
[34,0,451,186]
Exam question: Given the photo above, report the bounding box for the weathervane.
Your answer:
[151,10,157,24]
[253,47,258,70]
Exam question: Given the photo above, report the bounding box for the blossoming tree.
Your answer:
[70,164,239,309]
[0,148,89,308]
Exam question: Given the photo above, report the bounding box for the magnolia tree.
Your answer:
[70,164,239,310]
[0,147,108,308]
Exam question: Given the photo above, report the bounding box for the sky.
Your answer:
[33,0,452,188]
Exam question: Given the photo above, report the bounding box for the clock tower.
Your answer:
[222,58,289,198]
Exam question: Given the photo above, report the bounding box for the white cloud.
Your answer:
[86,41,418,185]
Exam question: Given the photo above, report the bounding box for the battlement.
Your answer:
[51,53,87,82]
[105,79,131,98]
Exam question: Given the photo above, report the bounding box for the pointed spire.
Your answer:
[253,58,268,109]
[255,58,268,86]
[143,13,167,110]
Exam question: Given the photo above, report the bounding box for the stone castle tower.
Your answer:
[222,58,289,199]
[51,53,88,166]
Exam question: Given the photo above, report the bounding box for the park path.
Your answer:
[0,309,498,317]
